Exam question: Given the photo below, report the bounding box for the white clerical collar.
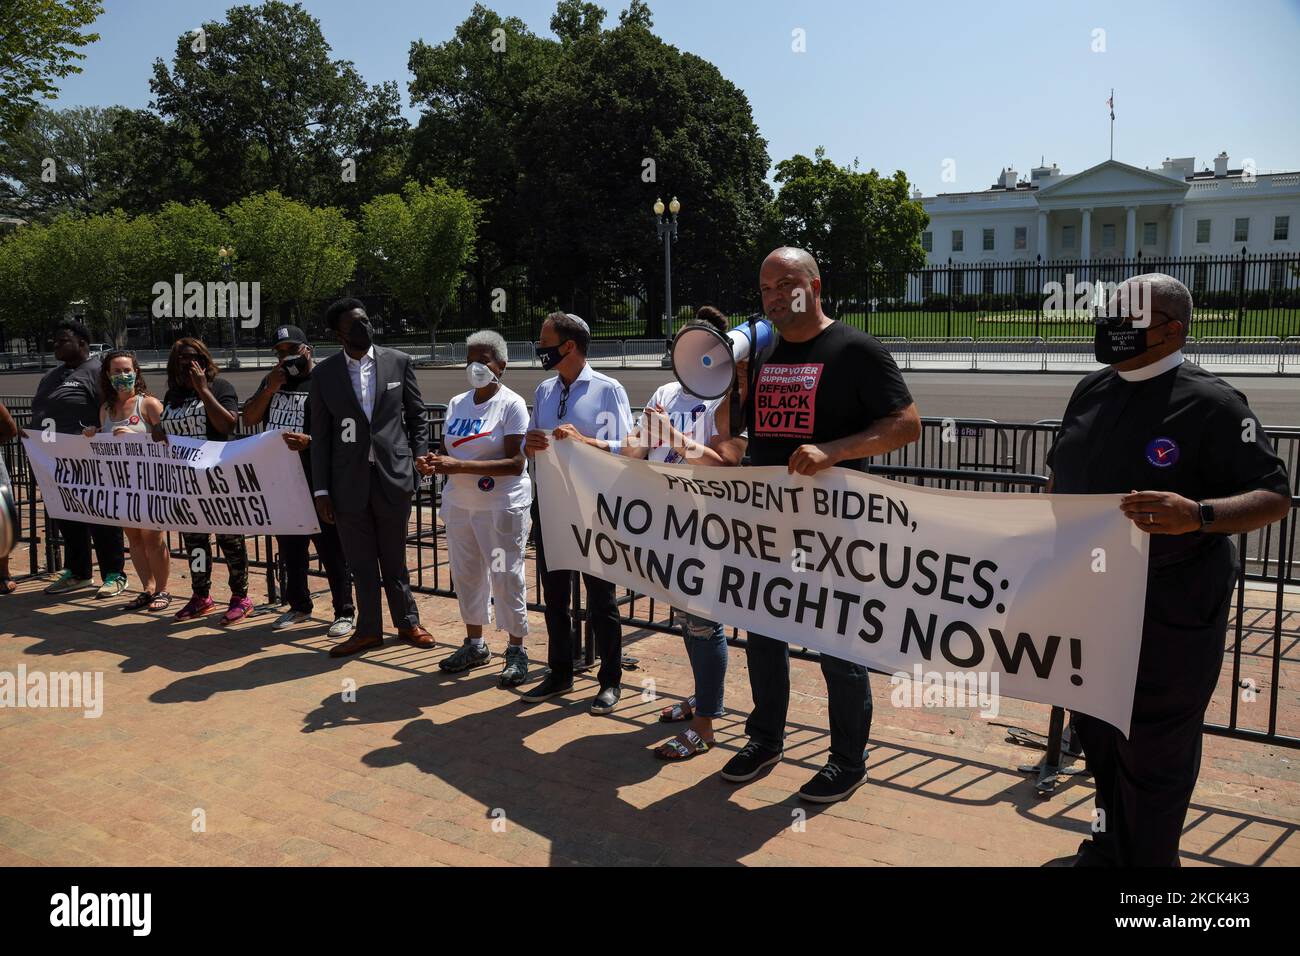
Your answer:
[1117,350,1184,382]
[345,346,375,366]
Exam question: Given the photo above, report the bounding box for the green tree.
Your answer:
[515,1,772,335]
[149,1,408,211]
[0,0,103,137]
[64,209,161,346]
[224,190,357,328]
[770,147,929,294]
[0,104,120,220]
[406,4,559,301]
[358,180,480,342]
[0,218,81,355]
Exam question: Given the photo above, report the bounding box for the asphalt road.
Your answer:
[2,367,1296,425]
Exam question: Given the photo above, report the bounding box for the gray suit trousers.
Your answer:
[333,464,419,636]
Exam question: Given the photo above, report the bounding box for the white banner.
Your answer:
[22,431,320,537]
[535,440,1151,734]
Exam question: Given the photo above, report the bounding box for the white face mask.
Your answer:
[467,362,498,388]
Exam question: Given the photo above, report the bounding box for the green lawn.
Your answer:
[431,309,1298,342]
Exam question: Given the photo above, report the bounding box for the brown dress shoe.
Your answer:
[398,625,435,648]
[329,633,384,658]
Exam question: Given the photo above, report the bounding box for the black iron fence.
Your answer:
[3,252,1297,356]
[1,402,1296,750]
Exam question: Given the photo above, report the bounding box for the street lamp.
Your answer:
[218,245,240,369]
[653,196,680,336]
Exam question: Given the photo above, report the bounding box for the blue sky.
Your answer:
[49,0,1300,196]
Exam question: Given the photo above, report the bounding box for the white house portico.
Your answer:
[918,154,1300,266]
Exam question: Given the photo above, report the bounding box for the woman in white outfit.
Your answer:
[417,330,532,687]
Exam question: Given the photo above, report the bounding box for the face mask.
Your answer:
[535,344,565,371]
[110,372,136,393]
[467,362,497,388]
[345,320,373,351]
[1094,319,1163,365]
[281,354,309,377]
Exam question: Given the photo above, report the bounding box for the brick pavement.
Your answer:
[0,557,1296,867]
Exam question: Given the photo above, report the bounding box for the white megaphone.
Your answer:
[669,317,775,400]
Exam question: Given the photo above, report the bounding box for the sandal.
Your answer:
[0,578,15,595]
[659,696,696,723]
[654,729,713,761]
[148,591,173,612]
[121,591,155,612]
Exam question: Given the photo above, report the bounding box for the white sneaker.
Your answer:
[272,609,310,630]
[327,616,355,639]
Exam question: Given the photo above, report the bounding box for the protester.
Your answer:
[152,337,252,624]
[0,398,17,594]
[1048,273,1291,867]
[309,298,431,658]
[415,330,532,686]
[616,307,750,758]
[81,350,172,612]
[521,312,633,714]
[242,325,355,639]
[720,247,921,803]
[29,320,127,597]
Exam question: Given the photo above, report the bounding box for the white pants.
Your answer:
[441,503,530,637]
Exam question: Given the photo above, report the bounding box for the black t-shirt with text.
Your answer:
[159,377,239,442]
[30,357,102,434]
[748,321,913,473]
[253,371,313,482]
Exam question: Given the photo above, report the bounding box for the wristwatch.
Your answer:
[1197,501,1215,530]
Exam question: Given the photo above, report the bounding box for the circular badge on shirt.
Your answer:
[1145,437,1179,468]
[802,376,817,390]
[129,415,140,425]
[478,476,496,492]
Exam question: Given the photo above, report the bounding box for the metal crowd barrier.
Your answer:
[1,402,1295,754]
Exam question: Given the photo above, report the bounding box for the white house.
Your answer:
[914,154,1299,297]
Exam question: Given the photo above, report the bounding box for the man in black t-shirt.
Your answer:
[243,325,354,639]
[1047,274,1291,867]
[27,320,126,597]
[720,247,921,804]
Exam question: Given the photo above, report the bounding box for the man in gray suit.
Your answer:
[309,298,433,657]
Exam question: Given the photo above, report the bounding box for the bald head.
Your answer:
[763,246,821,281]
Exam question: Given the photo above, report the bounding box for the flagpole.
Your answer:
[1109,88,1114,160]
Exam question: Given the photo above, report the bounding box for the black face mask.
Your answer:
[345,320,373,351]
[281,354,310,378]
[535,343,566,371]
[1093,322,1150,365]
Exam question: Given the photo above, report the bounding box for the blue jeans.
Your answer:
[677,611,727,718]
[744,631,872,772]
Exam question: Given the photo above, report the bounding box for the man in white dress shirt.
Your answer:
[521,312,634,714]
[309,298,431,657]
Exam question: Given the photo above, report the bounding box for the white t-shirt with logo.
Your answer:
[441,385,532,511]
[644,383,720,464]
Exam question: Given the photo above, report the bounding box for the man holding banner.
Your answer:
[719,247,921,803]
[1050,274,1291,866]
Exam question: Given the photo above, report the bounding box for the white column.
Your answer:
[1169,204,1184,258]
[1037,209,1049,259]
[1080,208,1092,261]
[1124,206,1137,259]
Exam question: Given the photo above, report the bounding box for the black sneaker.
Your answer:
[797,761,867,804]
[520,673,573,703]
[439,641,491,673]
[719,741,783,782]
[589,685,621,715]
